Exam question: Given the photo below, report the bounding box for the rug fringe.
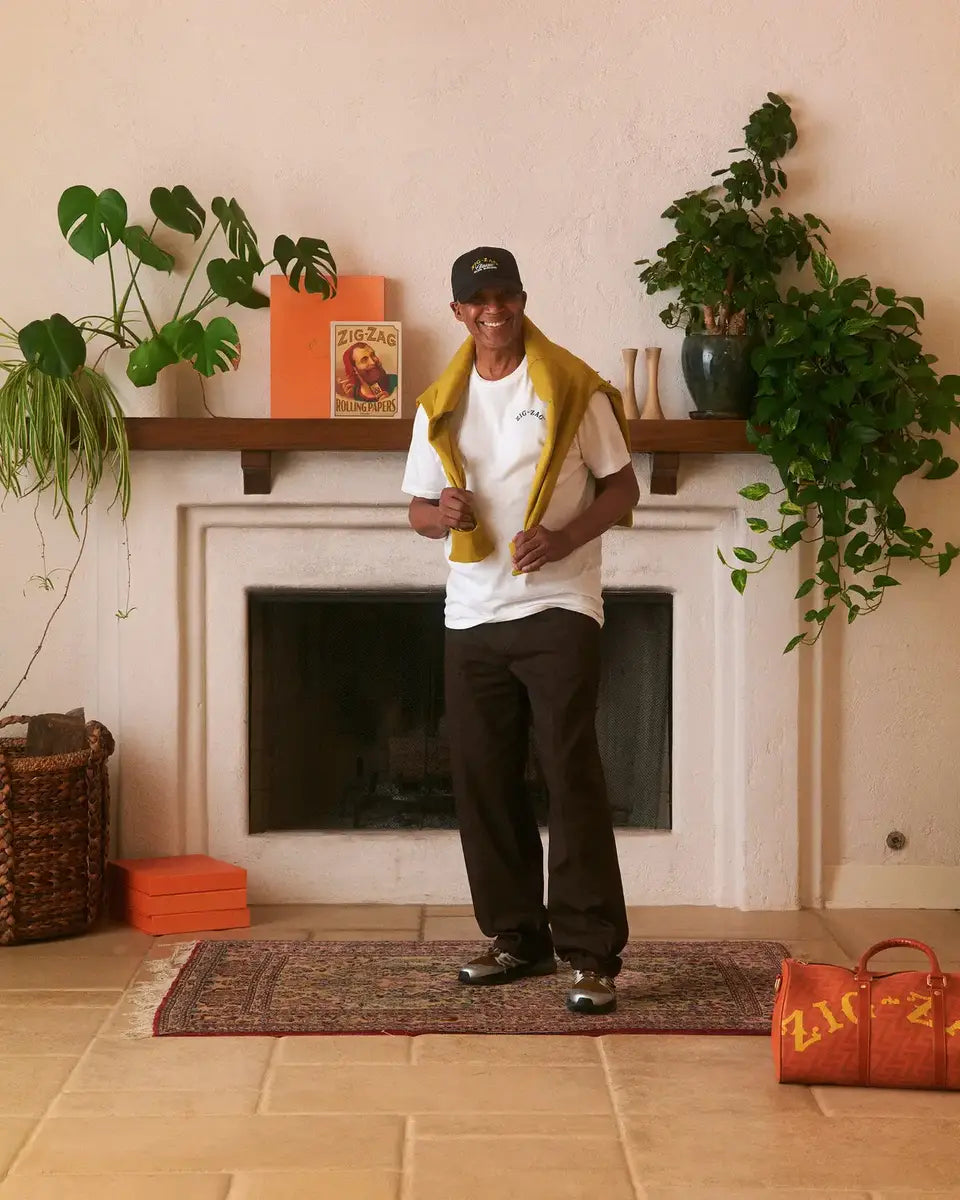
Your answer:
[117,941,198,1039]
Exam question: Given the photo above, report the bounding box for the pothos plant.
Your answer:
[0,184,338,712]
[720,250,960,651]
[636,93,827,336]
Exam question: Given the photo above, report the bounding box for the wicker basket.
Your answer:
[0,714,114,946]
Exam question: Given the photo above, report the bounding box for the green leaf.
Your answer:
[817,540,839,563]
[848,505,868,525]
[820,490,847,538]
[795,578,816,599]
[901,295,925,319]
[818,560,840,585]
[746,517,769,533]
[873,575,900,588]
[847,605,860,624]
[731,569,748,595]
[844,531,869,566]
[17,314,87,378]
[57,185,127,261]
[783,634,806,653]
[121,225,175,272]
[273,235,337,297]
[716,547,729,567]
[150,186,206,239]
[739,482,770,501]
[127,330,179,386]
[812,251,839,290]
[211,196,263,272]
[779,500,804,516]
[733,547,758,563]
[186,316,241,377]
[207,258,270,308]
[924,457,958,481]
[875,286,896,306]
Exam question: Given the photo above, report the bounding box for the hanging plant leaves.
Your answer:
[18,314,87,379]
[186,316,241,377]
[211,197,263,272]
[150,186,206,239]
[122,225,175,273]
[58,186,127,262]
[206,258,269,309]
[273,235,338,297]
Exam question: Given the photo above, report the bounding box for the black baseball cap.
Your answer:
[451,246,524,303]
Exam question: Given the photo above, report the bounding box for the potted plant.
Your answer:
[723,251,959,649]
[0,184,339,709]
[636,93,825,418]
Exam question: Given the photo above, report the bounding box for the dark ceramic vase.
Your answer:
[681,333,759,418]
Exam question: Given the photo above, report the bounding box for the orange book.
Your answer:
[108,855,246,897]
[124,908,251,937]
[270,274,385,417]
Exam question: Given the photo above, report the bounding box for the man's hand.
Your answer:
[438,487,477,532]
[512,524,573,573]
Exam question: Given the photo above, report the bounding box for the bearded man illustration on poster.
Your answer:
[332,322,402,417]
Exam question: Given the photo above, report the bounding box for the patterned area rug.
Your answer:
[153,939,787,1036]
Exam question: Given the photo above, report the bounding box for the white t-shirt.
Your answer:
[401,357,632,629]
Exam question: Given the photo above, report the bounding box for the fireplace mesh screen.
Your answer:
[248,591,671,833]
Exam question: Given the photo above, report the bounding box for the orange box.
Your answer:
[108,855,246,897]
[124,908,251,937]
[270,274,385,417]
[121,887,247,918]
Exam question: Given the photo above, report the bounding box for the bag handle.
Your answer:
[855,939,948,1088]
[856,938,945,982]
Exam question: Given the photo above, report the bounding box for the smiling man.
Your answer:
[401,246,639,1015]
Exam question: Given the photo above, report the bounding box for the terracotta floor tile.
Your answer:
[423,905,474,917]
[0,924,152,958]
[0,957,141,990]
[623,1113,960,1190]
[413,1114,620,1137]
[421,915,484,940]
[0,1006,107,1056]
[263,1063,612,1114]
[151,927,311,946]
[641,1190,873,1199]
[229,1171,400,1199]
[822,910,960,958]
[0,1057,77,1116]
[609,1056,818,1115]
[601,1033,773,1067]
[65,1036,273,1092]
[411,1169,635,1200]
[625,907,831,940]
[412,1034,599,1064]
[411,1134,633,1200]
[276,1036,411,1064]
[14,1115,404,1173]
[0,1122,38,1176]
[50,1088,261,1116]
[0,1175,230,1199]
[812,1085,960,1118]
[308,929,420,942]
[0,990,121,1009]
[252,905,421,932]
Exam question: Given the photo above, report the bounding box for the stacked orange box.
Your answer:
[109,854,250,936]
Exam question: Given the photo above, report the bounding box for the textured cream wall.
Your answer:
[1,0,958,888]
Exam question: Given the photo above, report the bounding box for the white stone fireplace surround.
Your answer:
[105,449,806,909]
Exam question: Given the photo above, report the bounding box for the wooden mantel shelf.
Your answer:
[124,417,755,496]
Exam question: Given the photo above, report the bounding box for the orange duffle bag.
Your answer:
[773,938,960,1089]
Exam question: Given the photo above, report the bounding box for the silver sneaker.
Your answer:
[566,969,616,1014]
[459,946,557,985]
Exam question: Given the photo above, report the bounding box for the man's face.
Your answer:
[352,344,383,382]
[451,286,526,353]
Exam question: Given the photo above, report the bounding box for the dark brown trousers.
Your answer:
[444,608,628,976]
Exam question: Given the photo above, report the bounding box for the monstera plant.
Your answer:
[0,184,338,712]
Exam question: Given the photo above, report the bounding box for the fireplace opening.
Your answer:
[248,590,672,833]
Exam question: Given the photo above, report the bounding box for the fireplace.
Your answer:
[247,590,672,834]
